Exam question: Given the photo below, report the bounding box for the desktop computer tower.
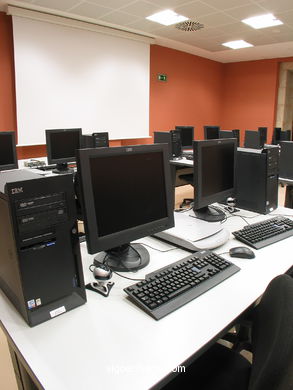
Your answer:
[154,130,182,159]
[235,146,279,214]
[0,170,86,327]
[279,141,293,179]
[82,132,109,148]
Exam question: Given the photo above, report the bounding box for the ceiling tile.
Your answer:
[147,0,195,7]
[86,0,133,8]
[120,1,162,18]
[196,12,237,27]
[217,22,254,34]
[174,1,219,18]
[225,4,270,20]
[99,11,140,25]
[30,0,80,11]
[276,10,293,26]
[201,0,252,11]
[255,0,293,13]
[126,18,162,32]
[69,2,113,19]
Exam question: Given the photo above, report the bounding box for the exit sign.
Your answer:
[157,73,167,82]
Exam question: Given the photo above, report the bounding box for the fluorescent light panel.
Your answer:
[146,9,188,26]
[242,13,283,29]
[222,40,253,49]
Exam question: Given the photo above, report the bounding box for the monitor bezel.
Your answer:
[0,131,18,171]
[193,138,237,210]
[175,126,194,150]
[76,144,175,255]
[46,128,82,165]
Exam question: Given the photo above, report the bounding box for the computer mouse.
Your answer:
[229,246,255,259]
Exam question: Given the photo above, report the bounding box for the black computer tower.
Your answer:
[235,147,279,214]
[279,141,293,179]
[0,171,86,327]
[154,130,182,158]
[82,132,109,148]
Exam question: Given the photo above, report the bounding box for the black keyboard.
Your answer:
[182,153,193,160]
[36,164,56,171]
[233,216,293,249]
[124,250,240,320]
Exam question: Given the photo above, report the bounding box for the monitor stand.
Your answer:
[193,206,225,222]
[52,162,74,174]
[94,243,150,272]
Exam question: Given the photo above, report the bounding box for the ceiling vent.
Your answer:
[175,20,204,32]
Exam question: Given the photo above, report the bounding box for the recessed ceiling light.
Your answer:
[242,13,283,29]
[146,10,188,26]
[222,40,254,49]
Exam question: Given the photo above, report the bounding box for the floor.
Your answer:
[0,185,287,390]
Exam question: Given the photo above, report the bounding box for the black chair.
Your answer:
[163,274,293,390]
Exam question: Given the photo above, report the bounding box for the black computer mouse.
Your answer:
[229,246,255,259]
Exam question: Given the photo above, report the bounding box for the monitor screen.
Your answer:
[175,126,194,149]
[76,144,174,271]
[193,138,237,222]
[46,128,82,173]
[204,126,220,140]
[0,132,18,171]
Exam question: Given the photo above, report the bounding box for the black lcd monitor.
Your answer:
[0,131,18,171]
[193,138,237,222]
[272,127,282,144]
[220,129,240,147]
[258,127,267,145]
[76,144,174,272]
[244,130,263,149]
[175,126,194,150]
[279,141,293,180]
[46,128,82,173]
[204,126,220,140]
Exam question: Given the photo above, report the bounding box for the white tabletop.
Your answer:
[1,207,293,390]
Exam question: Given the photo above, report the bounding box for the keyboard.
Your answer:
[232,216,293,249]
[36,164,56,171]
[124,250,240,320]
[182,153,193,160]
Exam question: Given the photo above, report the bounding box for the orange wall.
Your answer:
[1,12,293,158]
[222,59,278,145]
[150,45,224,140]
[0,13,16,132]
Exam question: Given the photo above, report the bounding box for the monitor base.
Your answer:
[52,162,74,174]
[193,206,225,222]
[94,243,150,272]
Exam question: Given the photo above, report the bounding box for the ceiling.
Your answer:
[1,0,293,62]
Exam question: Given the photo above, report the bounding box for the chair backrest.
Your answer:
[249,274,293,390]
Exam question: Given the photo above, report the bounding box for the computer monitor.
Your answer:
[204,126,220,140]
[0,131,18,171]
[193,138,237,222]
[220,130,240,147]
[76,144,174,272]
[272,127,282,144]
[258,127,267,145]
[280,130,292,142]
[175,126,194,150]
[46,128,82,173]
[244,130,263,149]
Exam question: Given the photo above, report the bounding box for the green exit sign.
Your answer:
[157,73,167,82]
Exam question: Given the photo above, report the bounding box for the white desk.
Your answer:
[1,207,293,390]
